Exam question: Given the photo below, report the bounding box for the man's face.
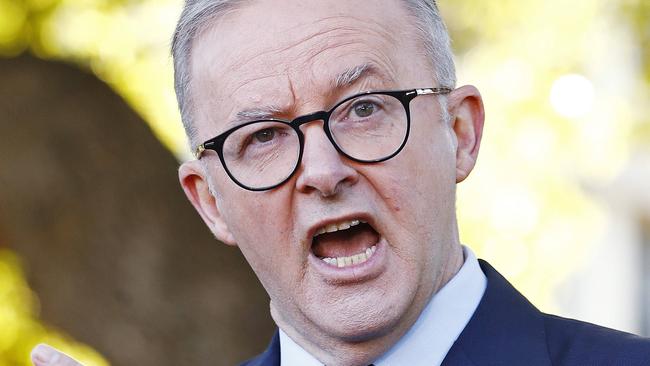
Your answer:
[183,0,482,352]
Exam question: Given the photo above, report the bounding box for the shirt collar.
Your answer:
[279,329,322,366]
[279,246,487,366]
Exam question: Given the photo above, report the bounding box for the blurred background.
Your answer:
[0,0,649,365]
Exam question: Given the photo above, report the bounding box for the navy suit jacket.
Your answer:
[241,260,650,365]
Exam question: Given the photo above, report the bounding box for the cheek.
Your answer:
[411,121,457,192]
[216,184,296,263]
[223,196,292,246]
[372,127,458,249]
[392,131,456,201]
[220,196,295,293]
[211,164,289,233]
[408,97,457,161]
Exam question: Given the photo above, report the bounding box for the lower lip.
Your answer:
[308,236,388,284]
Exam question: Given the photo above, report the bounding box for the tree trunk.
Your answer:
[0,54,275,366]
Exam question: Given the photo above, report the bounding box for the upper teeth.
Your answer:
[314,219,364,237]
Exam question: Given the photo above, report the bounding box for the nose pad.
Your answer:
[295,123,358,196]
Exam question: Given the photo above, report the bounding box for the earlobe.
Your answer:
[448,85,485,183]
[178,161,237,246]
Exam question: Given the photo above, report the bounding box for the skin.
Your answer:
[31,344,81,366]
[31,1,484,365]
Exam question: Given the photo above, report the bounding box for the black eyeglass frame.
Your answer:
[195,87,452,191]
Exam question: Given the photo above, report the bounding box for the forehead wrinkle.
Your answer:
[294,27,396,67]
[218,26,348,82]
[308,14,399,45]
[195,72,281,127]
[226,72,284,102]
[223,13,399,81]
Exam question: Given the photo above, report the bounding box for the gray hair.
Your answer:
[171,0,456,146]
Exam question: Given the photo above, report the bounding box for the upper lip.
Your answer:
[306,212,376,244]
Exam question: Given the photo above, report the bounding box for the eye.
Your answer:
[353,101,375,118]
[254,128,275,143]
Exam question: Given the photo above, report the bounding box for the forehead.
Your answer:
[190,0,425,133]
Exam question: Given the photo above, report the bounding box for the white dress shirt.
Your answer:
[279,246,487,366]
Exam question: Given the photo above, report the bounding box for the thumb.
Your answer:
[31,344,84,366]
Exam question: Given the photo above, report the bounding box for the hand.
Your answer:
[31,344,83,366]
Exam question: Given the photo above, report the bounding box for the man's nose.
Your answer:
[295,123,358,197]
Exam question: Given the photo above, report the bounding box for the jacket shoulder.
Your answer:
[543,313,650,365]
[239,330,280,366]
[239,350,276,366]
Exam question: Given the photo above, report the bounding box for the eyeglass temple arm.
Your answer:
[416,87,453,95]
[195,144,206,159]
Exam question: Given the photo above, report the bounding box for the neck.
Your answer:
[272,244,465,366]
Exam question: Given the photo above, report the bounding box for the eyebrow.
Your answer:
[228,62,391,128]
[235,105,283,121]
[333,62,385,89]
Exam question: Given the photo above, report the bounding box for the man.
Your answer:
[31,1,650,365]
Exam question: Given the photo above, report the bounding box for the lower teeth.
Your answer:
[321,245,377,267]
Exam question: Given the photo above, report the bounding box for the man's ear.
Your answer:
[447,85,485,183]
[179,160,237,246]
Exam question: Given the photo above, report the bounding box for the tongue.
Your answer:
[312,223,379,258]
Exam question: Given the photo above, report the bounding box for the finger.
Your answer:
[31,344,84,366]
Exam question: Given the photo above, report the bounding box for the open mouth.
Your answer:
[311,219,380,268]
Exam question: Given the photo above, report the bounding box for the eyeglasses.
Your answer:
[195,87,452,191]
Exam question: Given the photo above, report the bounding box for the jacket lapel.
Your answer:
[442,260,552,365]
